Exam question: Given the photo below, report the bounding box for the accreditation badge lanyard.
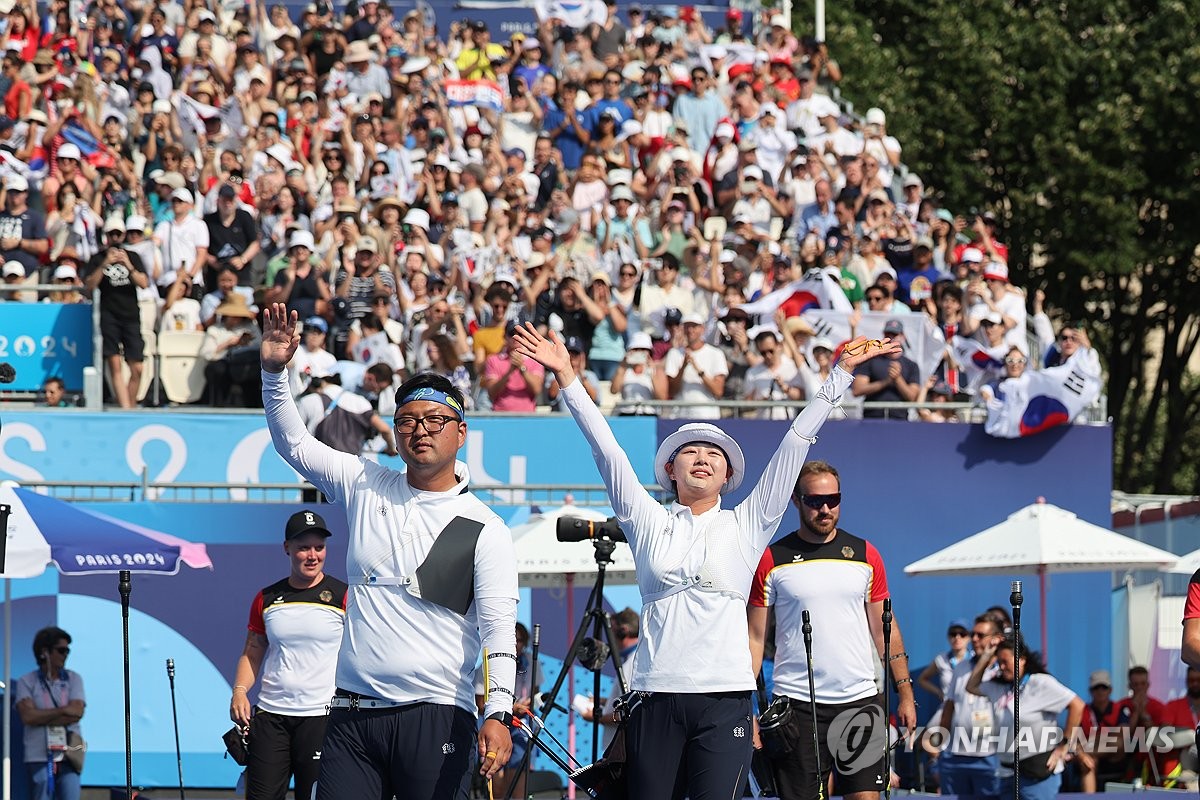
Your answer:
[39,673,70,794]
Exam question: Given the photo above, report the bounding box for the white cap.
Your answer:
[616,119,642,143]
[865,107,887,126]
[2,260,23,277]
[152,99,172,115]
[742,165,764,181]
[719,249,737,263]
[402,208,430,230]
[669,147,690,163]
[56,143,82,161]
[769,13,788,27]
[170,187,193,204]
[812,337,835,353]
[4,174,28,191]
[626,331,653,351]
[125,214,148,232]
[714,122,735,140]
[103,215,126,233]
[53,265,78,280]
[903,173,923,188]
[288,230,316,251]
[610,184,635,203]
[960,247,984,264]
[265,143,294,169]
[681,312,706,326]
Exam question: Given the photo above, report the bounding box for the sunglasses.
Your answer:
[619,270,637,278]
[949,631,969,639]
[798,492,841,510]
[55,646,71,656]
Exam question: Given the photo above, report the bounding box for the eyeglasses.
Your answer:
[798,492,841,510]
[394,414,460,435]
[1004,356,1027,366]
[55,646,70,656]
[1058,333,1078,342]
[619,270,637,278]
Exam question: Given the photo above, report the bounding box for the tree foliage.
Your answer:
[823,0,1200,492]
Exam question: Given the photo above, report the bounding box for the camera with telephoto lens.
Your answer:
[556,516,626,543]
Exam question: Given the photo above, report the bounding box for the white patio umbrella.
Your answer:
[1163,548,1200,575]
[905,497,1178,657]
[511,504,636,588]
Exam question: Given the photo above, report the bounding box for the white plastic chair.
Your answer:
[157,330,208,404]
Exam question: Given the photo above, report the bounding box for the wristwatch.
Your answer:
[485,711,514,727]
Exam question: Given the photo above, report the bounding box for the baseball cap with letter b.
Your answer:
[286,509,333,540]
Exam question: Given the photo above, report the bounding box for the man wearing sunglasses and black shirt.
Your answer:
[748,460,915,800]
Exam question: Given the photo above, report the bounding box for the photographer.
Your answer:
[83,223,148,409]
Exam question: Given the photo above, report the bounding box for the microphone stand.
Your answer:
[882,598,893,800]
[167,659,185,800]
[1010,581,1023,800]
[119,570,133,800]
[802,610,825,800]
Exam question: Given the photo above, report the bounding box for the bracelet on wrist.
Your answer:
[233,685,249,693]
[889,651,909,661]
[895,678,913,687]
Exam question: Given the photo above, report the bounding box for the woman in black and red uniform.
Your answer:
[229,510,347,800]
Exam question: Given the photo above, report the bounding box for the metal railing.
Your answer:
[20,478,658,506]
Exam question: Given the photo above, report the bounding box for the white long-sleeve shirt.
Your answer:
[262,369,518,718]
[560,366,854,693]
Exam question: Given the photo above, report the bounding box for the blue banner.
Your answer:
[0,412,658,491]
[0,302,93,391]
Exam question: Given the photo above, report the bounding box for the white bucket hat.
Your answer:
[654,423,746,495]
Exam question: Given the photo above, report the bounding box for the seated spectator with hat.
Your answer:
[200,293,264,407]
[546,336,600,411]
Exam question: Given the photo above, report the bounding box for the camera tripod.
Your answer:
[505,537,629,799]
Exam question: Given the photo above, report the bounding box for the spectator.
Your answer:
[46,264,87,305]
[155,188,210,289]
[83,238,149,408]
[287,317,338,399]
[424,333,473,408]
[611,332,661,416]
[204,183,261,287]
[662,312,728,419]
[482,321,544,411]
[743,330,800,419]
[851,319,920,418]
[201,266,258,329]
[637,254,696,339]
[917,619,971,704]
[1077,669,1132,792]
[42,377,71,407]
[546,336,600,410]
[296,371,398,458]
[964,261,1026,347]
[0,174,48,284]
[159,272,204,333]
[267,231,330,321]
[200,294,264,407]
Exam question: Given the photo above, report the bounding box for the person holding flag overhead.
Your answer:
[512,322,899,799]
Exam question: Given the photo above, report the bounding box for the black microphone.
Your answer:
[802,609,813,646]
[1010,580,1023,626]
[119,570,131,603]
[0,363,14,383]
[166,658,175,680]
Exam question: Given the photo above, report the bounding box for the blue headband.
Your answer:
[399,387,464,418]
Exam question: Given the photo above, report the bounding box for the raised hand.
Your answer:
[836,336,902,372]
[511,323,573,382]
[261,302,300,373]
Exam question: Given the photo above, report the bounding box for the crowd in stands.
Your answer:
[0,0,1098,420]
